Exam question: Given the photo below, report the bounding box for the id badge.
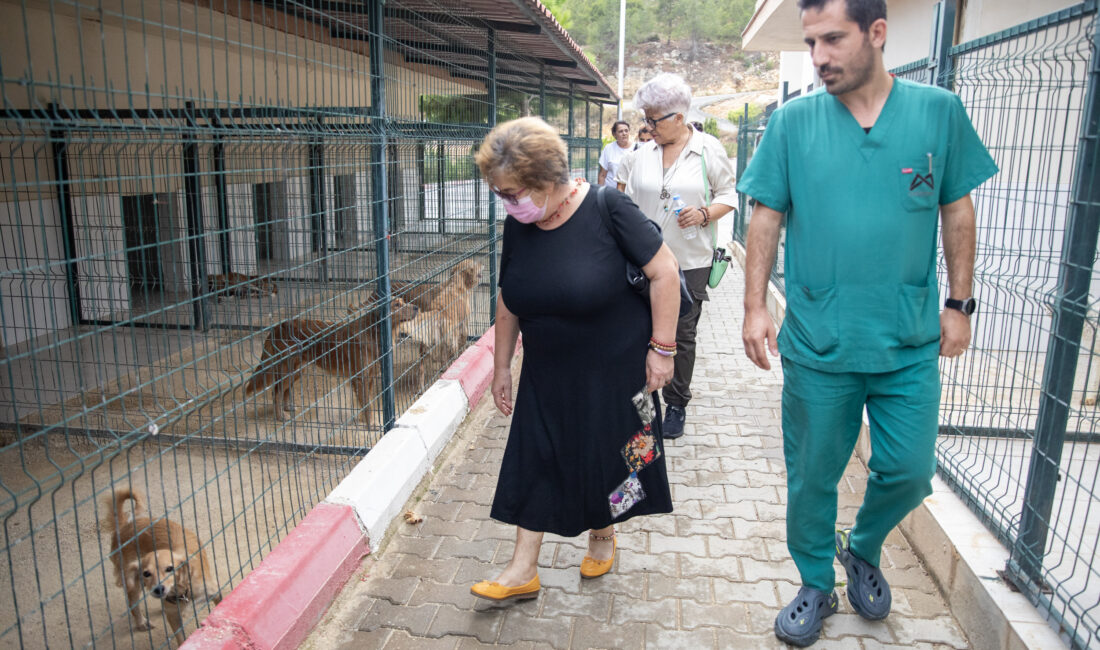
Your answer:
[609,473,646,518]
[631,387,655,426]
[621,426,661,472]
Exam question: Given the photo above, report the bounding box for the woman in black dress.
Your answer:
[470,117,681,601]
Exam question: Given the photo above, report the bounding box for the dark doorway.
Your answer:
[253,181,289,262]
[121,193,174,291]
[333,174,357,249]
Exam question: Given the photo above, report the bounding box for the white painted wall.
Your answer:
[778,52,816,103]
[884,0,937,70]
[957,0,1079,44]
[0,200,71,348]
[71,195,129,322]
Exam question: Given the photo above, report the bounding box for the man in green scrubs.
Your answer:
[738,0,998,646]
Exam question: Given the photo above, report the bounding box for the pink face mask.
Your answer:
[502,194,546,224]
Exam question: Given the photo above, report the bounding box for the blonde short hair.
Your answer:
[475,117,569,189]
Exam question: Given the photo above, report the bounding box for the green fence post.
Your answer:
[1012,6,1100,594]
[584,97,591,182]
[436,141,446,234]
[416,141,426,224]
[568,83,574,174]
[48,106,82,328]
[929,0,957,88]
[736,112,747,240]
[309,115,328,282]
[183,101,210,331]
[211,115,231,276]
[368,0,396,431]
[539,65,547,120]
[487,26,498,323]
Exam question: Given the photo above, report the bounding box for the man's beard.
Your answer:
[820,41,875,96]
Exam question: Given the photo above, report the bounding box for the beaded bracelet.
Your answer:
[649,337,675,351]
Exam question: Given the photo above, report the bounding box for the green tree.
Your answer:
[542,0,573,31]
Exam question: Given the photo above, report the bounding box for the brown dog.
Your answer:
[244,295,420,424]
[101,488,220,645]
[207,272,277,299]
[394,259,483,389]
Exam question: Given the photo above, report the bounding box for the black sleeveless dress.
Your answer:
[490,188,674,537]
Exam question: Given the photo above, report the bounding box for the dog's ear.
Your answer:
[124,559,143,589]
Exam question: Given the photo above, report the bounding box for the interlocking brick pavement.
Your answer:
[304,262,971,649]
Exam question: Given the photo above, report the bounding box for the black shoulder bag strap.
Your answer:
[595,185,693,317]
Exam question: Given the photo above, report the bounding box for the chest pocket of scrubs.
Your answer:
[784,285,839,355]
[899,155,941,212]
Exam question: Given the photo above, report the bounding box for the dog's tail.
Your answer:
[100,488,143,534]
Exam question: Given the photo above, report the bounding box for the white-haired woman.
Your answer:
[624,73,738,439]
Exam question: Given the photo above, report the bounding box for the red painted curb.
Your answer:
[182,624,252,650]
[184,503,369,650]
[443,327,500,408]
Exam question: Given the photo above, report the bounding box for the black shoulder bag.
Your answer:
[595,185,693,318]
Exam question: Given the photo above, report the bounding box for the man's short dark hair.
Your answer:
[797,0,886,33]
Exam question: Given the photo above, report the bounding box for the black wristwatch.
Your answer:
[945,297,977,316]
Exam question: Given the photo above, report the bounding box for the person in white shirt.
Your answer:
[598,121,632,187]
[614,127,653,191]
[623,73,738,439]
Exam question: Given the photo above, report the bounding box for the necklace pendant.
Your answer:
[659,188,670,201]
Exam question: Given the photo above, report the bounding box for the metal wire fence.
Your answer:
[934,6,1099,648]
[0,0,608,646]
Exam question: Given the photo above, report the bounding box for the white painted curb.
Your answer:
[396,379,469,465]
[325,377,474,551]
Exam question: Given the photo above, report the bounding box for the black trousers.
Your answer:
[661,267,709,408]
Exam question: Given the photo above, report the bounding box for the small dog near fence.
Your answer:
[244,295,420,425]
[206,272,278,299]
[100,488,220,645]
[393,259,483,388]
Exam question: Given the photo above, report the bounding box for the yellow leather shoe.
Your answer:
[580,533,617,579]
[469,574,540,601]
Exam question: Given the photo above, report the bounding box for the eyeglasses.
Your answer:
[490,185,525,204]
[644,112,679,129]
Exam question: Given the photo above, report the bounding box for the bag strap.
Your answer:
[595,185,626,252]
[701,147,717,250]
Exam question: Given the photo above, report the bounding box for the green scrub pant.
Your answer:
[781,356,940,593]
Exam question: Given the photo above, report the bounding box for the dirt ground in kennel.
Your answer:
[0,269,494,648]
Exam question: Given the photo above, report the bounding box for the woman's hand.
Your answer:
[677,206,705,229]
[646,349,675,393]
[492,368,514,416]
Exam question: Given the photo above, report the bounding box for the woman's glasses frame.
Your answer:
[491,186,526,204]
[644,112,679,130]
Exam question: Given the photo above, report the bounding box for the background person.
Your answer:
[470,117,681,601]
[616,127,655,191]
[598,120,632,187]
[738,0,997,645]
[624,73,737,439]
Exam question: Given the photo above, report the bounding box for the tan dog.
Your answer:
[101,489,220,645]
[244,296,420,425]
[394,259,483,389]
[207,272,277,299]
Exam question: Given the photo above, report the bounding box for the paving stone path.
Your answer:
[306,262,971,649]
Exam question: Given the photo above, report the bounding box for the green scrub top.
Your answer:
[738,79,998,373]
